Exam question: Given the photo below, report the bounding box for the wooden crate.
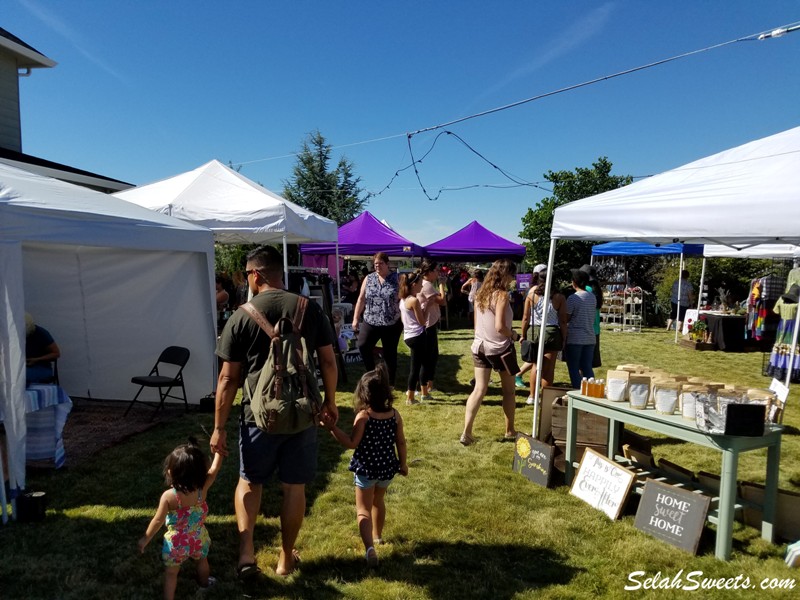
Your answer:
[537,386,572,442]
[740,481,800,542]
[551,395,609,446]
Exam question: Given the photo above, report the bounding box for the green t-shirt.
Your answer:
[216,289,335,423]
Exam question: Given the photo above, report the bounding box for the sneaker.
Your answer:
[418,393,433,401]
[405,398,420,406]
[525,396,535,405]
[515,375,526,389]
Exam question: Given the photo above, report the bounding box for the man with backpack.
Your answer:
[211,245,338,580]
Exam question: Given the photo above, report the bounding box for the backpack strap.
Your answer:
[291,297,311,399]
[240,302,285,424]
[240,302,276,338]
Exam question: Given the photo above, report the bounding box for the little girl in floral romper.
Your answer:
[139,437,222,600]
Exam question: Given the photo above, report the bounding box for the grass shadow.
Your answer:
[269,539,580,599]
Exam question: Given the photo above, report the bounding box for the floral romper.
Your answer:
[161,488,211,566]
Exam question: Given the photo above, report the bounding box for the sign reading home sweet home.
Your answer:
[512,433,553,488]
[570,448,635,519]
[634,479,710,554]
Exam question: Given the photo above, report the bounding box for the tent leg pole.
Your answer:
[785,305,800,388]
[532,239,557,439]
[336,242,341,302]
[674,253,684,344]
[283,236,289,289]
[697,257,706,312]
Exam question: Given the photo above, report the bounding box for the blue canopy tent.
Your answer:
[591,242,705,342]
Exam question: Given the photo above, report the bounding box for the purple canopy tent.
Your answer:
[300,211,424,257]
[424,221,526,261]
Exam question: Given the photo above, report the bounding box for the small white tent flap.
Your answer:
[114,159,339,244]
[0,241,26,491]
[552,126,800,246]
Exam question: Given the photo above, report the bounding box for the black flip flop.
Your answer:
[236,563,260,581]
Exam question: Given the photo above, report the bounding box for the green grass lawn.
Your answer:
[2,324,799,599]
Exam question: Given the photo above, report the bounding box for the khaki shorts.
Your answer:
[472,341,520,374]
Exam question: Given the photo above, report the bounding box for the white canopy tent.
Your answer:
[114,159,339,281]
[0,162,217,493]
[533,125,800,434]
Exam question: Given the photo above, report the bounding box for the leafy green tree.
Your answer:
[283,130,367,225]
[519,157,632,287]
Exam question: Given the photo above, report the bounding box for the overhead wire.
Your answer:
[231,21,800,200]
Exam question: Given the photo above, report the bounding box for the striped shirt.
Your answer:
[566,290,596,345]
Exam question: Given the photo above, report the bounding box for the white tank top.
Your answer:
[399,298,424,340]
[532,294,559,326]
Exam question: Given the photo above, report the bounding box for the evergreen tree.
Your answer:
[283,131,367,225]
[519,157,632,286]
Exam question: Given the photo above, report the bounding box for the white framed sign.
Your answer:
[570,448,636,520]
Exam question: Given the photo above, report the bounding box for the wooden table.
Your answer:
[564,392,782,560]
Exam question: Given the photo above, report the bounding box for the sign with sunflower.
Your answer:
[512,432,553,488]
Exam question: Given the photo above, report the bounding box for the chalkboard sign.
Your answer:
[512,433,553,488]
[570,448,635,520]
[634,479,710,554]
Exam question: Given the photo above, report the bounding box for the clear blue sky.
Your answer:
[5,1,800,245]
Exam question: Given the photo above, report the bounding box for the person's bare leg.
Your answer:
[276,482,305,576]
[462,367,490,439]
[163,566,180,600]
[542,351,558,388]
[372,486,387,541]
[528,362,539,400]
[235,478,262,569]
[195,557,210,587]
[355,485,375,553]
[499,371,517,437]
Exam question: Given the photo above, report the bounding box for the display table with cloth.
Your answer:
[0,384,72,468]
[564,392,782,561]
[682,310,746,352]
[704,313,746,352]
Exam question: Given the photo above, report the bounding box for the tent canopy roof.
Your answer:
[300,211,424,256]
[424,221,526,260]
[592,242,704,256]
[115,159,337,244]
[552,126,800,246]
[0,162,212,253]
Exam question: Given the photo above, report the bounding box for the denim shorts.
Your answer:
[353,473,394,489]
[239,417,317,485]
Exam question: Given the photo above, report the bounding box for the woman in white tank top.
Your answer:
[398,271,426,405]
[518,269,567,403]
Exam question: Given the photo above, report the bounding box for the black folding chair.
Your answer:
[124,346,190,419]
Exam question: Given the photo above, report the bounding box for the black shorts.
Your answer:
[670,302,689,321]
[472,341,520,374]
[239,417,318,485]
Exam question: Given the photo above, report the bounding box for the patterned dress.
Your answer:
[161,488,211,566]
[349,411,401,480]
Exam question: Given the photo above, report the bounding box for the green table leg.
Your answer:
[607,419,621,459]
[565,398,578,484]
[716,449,739,560]
[762,438,781,542]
